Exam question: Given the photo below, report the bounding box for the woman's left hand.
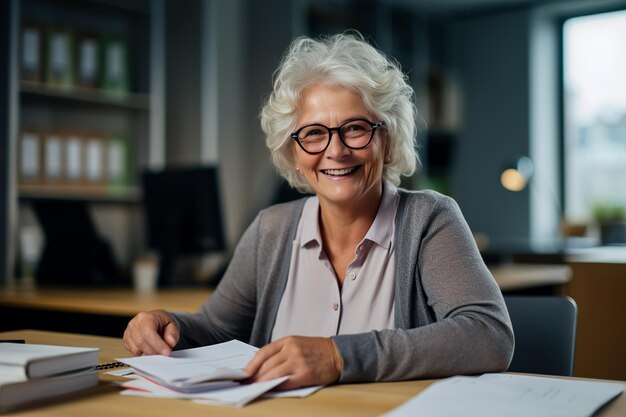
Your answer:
[244,336,343,390]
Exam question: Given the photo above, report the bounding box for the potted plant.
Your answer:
[592,203,626,245]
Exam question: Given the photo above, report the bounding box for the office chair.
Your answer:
[504,295,578,376]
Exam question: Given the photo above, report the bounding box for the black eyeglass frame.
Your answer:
[290,119,385,155]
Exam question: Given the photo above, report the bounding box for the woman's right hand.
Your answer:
[123,309,180,356]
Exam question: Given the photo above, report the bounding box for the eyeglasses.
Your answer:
[291,119,384,154]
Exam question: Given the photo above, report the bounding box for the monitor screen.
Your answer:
[142,166,225,285]
[32,199,119,285]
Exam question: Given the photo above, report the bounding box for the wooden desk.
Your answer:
[489,264,571,292]
[0,265,570,336]
[0,287,212,337]
[0,263,568,316]
[2,330,625,417]
[0,286,212,316]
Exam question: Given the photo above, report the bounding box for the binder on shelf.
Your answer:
[106,134,132,189]
[46,28,74,89]
[42,132,64,184]
[19,130,42,184]
[84,134,106,187]
[102,36,129,97]
[20,23,42,83]
[75,33,100,89]
[64,133,84,184]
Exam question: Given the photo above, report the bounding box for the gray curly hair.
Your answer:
[261,32,419,193]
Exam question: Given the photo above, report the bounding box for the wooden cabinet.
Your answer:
[562,261,626,381]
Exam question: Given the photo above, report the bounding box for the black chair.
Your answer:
[504,295,578,376]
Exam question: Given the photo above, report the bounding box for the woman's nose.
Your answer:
[325,131,350,158]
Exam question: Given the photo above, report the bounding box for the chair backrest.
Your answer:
[504,295,577,376]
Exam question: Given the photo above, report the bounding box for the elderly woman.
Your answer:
[123,33,514,389]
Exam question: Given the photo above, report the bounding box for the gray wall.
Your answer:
[444,9,532,246]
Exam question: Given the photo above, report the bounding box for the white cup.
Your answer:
[133,255,159,294]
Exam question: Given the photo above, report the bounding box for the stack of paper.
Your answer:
[382,373,624,417]
[0,343,99,412]
[115,340,322,407]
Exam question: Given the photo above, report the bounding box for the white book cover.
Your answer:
[0,343,99,379]
[0,369,98,412]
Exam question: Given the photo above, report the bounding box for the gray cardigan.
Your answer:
[170,189,514,382]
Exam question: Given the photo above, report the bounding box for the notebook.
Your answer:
[0,343,99,378]
[0,369,98,412]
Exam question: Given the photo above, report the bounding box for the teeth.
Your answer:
[322,167,356,176]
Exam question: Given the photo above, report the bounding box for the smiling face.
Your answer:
[293,84,386,209]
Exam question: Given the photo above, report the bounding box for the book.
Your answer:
[46,28,74,89]
[0,343,99,379]
[19,129,42,184]
[20,23,43,83]
[0,369,98,413]
[106,133,132,189]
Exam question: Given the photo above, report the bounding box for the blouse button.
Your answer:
[332,303,339,311]
[348,272,356,281]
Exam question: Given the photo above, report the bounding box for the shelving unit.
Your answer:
[1,0,165,285]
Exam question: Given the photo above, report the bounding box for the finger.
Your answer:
[123,333,142,356]
[252,352,289,381]
[136,327,172,355]
[252,361,294,385]
[162,322,180,348]
[245,342,283,375]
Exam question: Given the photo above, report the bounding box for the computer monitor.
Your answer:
[33,199,119,285]
[142,166,225,286]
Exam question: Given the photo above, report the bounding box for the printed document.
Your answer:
[116,339,322,406]
[382,373,624,417]
[116,340,255,392]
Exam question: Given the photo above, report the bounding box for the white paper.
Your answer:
[121,375,288,407]
[105,368,137,377]
[382,374,624,417]
[263,384,323,398]
[116,340,257,391]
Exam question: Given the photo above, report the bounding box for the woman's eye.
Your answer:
[304,129,324,137]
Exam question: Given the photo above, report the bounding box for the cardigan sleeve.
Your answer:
[332,194,514,382]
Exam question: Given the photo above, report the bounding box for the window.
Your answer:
[563,10,626,222]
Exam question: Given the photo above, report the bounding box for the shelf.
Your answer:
[18,184,141,204]
[20,82,150,111]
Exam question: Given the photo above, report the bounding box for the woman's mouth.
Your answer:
[320,166,361,177]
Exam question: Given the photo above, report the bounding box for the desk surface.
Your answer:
[0,286,212,316]
[0,263,570,317]
[2,330,625,417]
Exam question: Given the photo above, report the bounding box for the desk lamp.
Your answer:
[500,156,534,192]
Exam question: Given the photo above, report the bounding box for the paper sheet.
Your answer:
[263,385,324,398]
[116,340,257,391]
[382,374,624,417]
[121,375,288,407]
